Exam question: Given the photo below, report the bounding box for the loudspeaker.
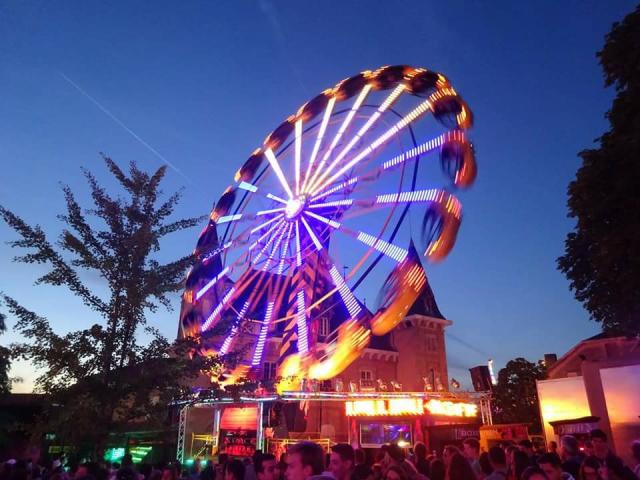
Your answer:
[469,365,492,392]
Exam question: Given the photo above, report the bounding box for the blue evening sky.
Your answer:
[1,1,634,391]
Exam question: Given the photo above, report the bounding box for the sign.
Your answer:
[345,397,478,418]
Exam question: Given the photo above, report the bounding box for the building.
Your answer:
[537,333,640,465]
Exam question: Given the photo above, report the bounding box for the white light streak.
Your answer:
[265,148,294,199]
[238,181,258,192]
[311,177,359,201]
[356,232,408,263]
[305,210,341,229]
[295,220,302,267]
[250,214,284,234]
[382,134,447,170]
[196,266,230,301]
[302,97,336,193]
[311,96,435,195]
[295,119,302,195]
[252,302,275,365]
[266,193,288,204]
[305,85,371,193]
[216,214,242,224]
[253,221,287,265]
[277,223,294,275]
[309,199,353,209]
[296,290,309,354]
[300,216,323,251]
[329,265,362,319]
[249,218,285,250]
[263,220,289,271]
[219,300,251,355]
[201,287,236,332]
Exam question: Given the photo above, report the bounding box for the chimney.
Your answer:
[543,353,558,368]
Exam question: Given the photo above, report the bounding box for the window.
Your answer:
[319,316,330,337]
[360,370,374,389]
[263,362,277,381]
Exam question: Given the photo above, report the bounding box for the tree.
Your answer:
[0,312,10,395]
[0,157,222,454]
[491,357,546,433]
[557,5,640,337]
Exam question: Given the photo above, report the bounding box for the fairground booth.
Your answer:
[175,65,489,462]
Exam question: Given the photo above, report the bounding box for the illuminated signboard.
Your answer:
[345,398,478,418]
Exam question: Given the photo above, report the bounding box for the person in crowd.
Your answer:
[447,453,476,480]
[538,453,574,480]
[285,442,331,480]
[559,436,584,480]
[224,461,245,480]
[548,444,558,456]
[521,467,548,480]
[371,464,383,480]
[518,441,539,467]
[412,443,430,478]
[161,464,180,480]
[486,447,508,480]
[329,444,355,480]
[355,450,367,468]
[631,441,640,479]
[430,459,446,480]
[462,439,482,479]
[443,447,462,470]
[201,461,215,480]
[590,429,636,480]
[578,456,605,480]
[255,454,279,480]
[352,465,374,480]
[384,466,407,480]
[383,444,418,480]
[479,453,493,479]
[509,451,530,480]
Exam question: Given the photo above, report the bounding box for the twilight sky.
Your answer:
[0,1,634,392]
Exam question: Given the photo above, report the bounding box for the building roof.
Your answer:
[406,267,445,320]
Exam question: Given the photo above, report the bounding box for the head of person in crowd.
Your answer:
[583,443,594,458]
[488,447,507,473]
[256,454,279,480]
[372,464,383,480]
[538,454,565,480]
[446,453,476,480]
[355,449,366,467]
[463,439,481,461]
[479,453,493,477]
[522,467,548,480]
[579,456,604,480]
[430,459,446,480]
[224,460,245,480]
[385,466,407,480]
[519,440,536,459]
[589,431,609,461]
[352,465,374,480]
[413,442,430,477]
[512,450,531,480]
[329,444,355,480]
[286,442,325,480]
[560,436,580,461]
[443,446,462,468]
[384,444,406,467]
[549,443,558,455]
[505,446,518,468]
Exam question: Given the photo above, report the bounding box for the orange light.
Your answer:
[345,398,478,417]
[425,399,478,417]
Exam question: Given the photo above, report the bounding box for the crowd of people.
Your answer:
[2,430,640,480]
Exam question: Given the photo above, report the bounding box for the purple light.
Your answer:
[277,223,294,275]
[219,300,251,355]
[305,211,341,229]
[356,232,408,263]
[295,220,302,267]
[252,301,275,365]
[300,216,323,251]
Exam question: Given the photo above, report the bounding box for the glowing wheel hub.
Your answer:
[285,197,306,219]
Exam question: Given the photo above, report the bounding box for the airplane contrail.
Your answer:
[58,71,192,184]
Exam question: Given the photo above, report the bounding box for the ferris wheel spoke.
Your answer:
[304,85,372,194]
[276,223,294,275]
[265,148,294,200]
[328,264,362,320]
[251,301,276,365]
[301,97,336,193]
[372,189,462,217]
[261,220,290,272]
[309,90,449,196]
[249,217,285,250]
[252,221,288,267]
[219,300,252,355]
[295,289,309,354]
[299,216,324,251]
[195,266,231,301]
[201,287,237,332]
[307,84,406,194]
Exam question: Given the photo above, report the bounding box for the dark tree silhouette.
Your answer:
[492,357,546,433]
[0,157,221,453]
[557,5,640,336]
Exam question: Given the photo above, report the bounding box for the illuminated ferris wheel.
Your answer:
[180,65,476,387]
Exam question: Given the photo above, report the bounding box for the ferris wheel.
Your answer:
[180,65,476,387]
